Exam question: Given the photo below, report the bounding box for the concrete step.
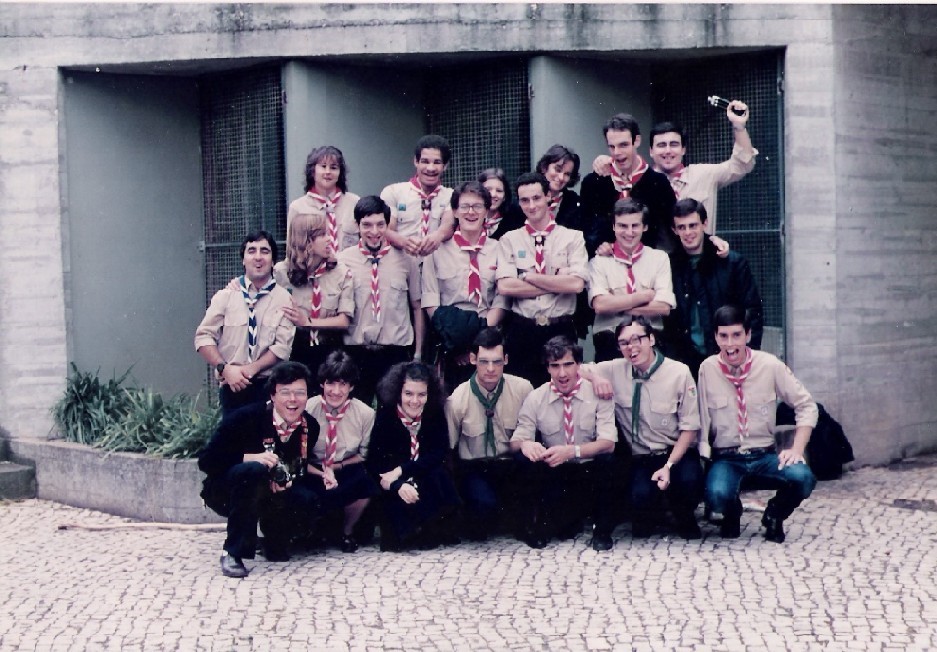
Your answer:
[0,461,36,499]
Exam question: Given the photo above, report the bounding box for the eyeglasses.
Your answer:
[476,358,505,368]
[458,203,486,213]
[275,389,308,399]
[617,335,649,347]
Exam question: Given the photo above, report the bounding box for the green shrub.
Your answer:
[51,365,218,458]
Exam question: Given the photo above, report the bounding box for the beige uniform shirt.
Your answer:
[511,378,617,457]
[584,357,699,455]
[670,143,758,234]
[380,181,453,241]
[194,282,295,378]
[286,192,361,252]
[588,246,675,333]
[497,225,589,320]
[272,260,355,321]
[446,374,534,460]
[422,237,508,316]
[305,396,376,462]
[697,350,818,458]
[337,244,421,346]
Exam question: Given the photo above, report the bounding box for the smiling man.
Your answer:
[510,336,617,551]
[198,362,321,577]
[581,317,703,539]
[664,198,763,377]
[195,231,296,413]
[697,305,818,543]
[381,134,456,258]
[588,198,675,362]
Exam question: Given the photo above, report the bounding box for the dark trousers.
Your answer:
[455,457,519,538]
[630,449,704,524]
[204,462,321,559]
[290,329,343,388]
[514,453,620,539]
[592,329,622,363]
[346,344,411,407]
[504,316,577,388]
[705,450,817,522]
[220,382,268,415]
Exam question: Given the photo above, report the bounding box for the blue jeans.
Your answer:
[705,451,816,521]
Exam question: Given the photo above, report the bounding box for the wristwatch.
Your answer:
[664,461,674,470]
[215,362,226,375]
[574,445,582,459]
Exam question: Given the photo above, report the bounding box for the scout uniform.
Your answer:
[287,191,361,253]
[380,181,453,243]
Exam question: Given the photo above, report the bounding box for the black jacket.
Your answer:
[366,405,450,490]
[579,169,676,256]
[664,238,764,363]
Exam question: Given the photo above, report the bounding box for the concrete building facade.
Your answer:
[0,3,934,466]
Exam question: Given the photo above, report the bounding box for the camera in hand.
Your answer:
[264,442,294,488]
[707,95,746,116]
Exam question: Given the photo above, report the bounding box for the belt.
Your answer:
[711,446,775,459]
[632,449,672,459]
[515,314,575,328]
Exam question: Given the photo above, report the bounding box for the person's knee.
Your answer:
[705,474,738,511]
[783,464,817,499]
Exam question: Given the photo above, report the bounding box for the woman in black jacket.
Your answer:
[367,361,460,551]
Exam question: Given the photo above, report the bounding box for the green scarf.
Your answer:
[469,373,505,457]
[631,349,664,444]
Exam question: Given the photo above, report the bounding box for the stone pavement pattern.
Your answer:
[1,457,936,651]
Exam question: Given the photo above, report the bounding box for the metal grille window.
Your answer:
[651,51,786,355]
[425,58,530,189]
[200,66,286,303]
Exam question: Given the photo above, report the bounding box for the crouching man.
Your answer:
[198,362,321,577]
[510,336,619,551]
[698,305,818,543]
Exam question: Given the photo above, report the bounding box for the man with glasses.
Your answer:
[589,198,675,362]
[198,362,322,578]
[195,230,296,414]
[446,328,534,541]
[582,317,703,539]
[422,181,508,390]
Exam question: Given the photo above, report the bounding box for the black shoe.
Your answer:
[262,543,290,562]
[340,534,359,554]
[762,513,786,543]
[590,532,613,551]
[676,517,702,540]
[220,553,249,578]
[720,516,741,539]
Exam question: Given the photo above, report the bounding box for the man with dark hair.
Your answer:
[582,317,703,539]
[588,198,675,362]
[446,328,534,541]
[381,134,456,257]
[338,196,424,405]
[698,305,818,543]
[497,173,589,387]
[198,361,321,577]
[510,336,618,551]
[664,198,764,377]
[195,230,296,413]
[580,113,676,255]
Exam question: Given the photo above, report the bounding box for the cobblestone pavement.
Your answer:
[1,457,936,652]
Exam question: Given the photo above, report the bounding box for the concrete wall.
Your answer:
[830,5,937,463]
[528,56,652,190]
[63,72,205,398]
[1,3,935,466]
[283,62,425,201]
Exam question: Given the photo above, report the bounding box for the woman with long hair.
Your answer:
[287,145,360,254]
[367,361,460,551]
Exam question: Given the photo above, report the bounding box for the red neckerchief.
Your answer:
[322,398,352,468]
[307,190,344,252]
[269,413,308,462]
[717,348,754,439]
[409,175,441,239]
[667,165,687,199]
[612,241,644,294]
[357,240,391,321]
[547,192,562,222]
[610,155,649,199]
[550,377,583,446]
[451,229,487,306]
[307,260,330,345]
[484,210,502,237]
[397,405,422,461]
[524,220,557,275]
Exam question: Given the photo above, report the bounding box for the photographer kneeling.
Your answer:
[199,361,321,578]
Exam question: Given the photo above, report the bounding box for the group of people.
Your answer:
[195,101,820,579]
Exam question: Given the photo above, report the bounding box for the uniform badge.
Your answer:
[661,417,670,427]
[688,386,697,398]
[518,250,527,258]
[397,203,407,212]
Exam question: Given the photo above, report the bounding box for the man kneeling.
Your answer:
[698,305,818,543]
[198,362,321,577]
